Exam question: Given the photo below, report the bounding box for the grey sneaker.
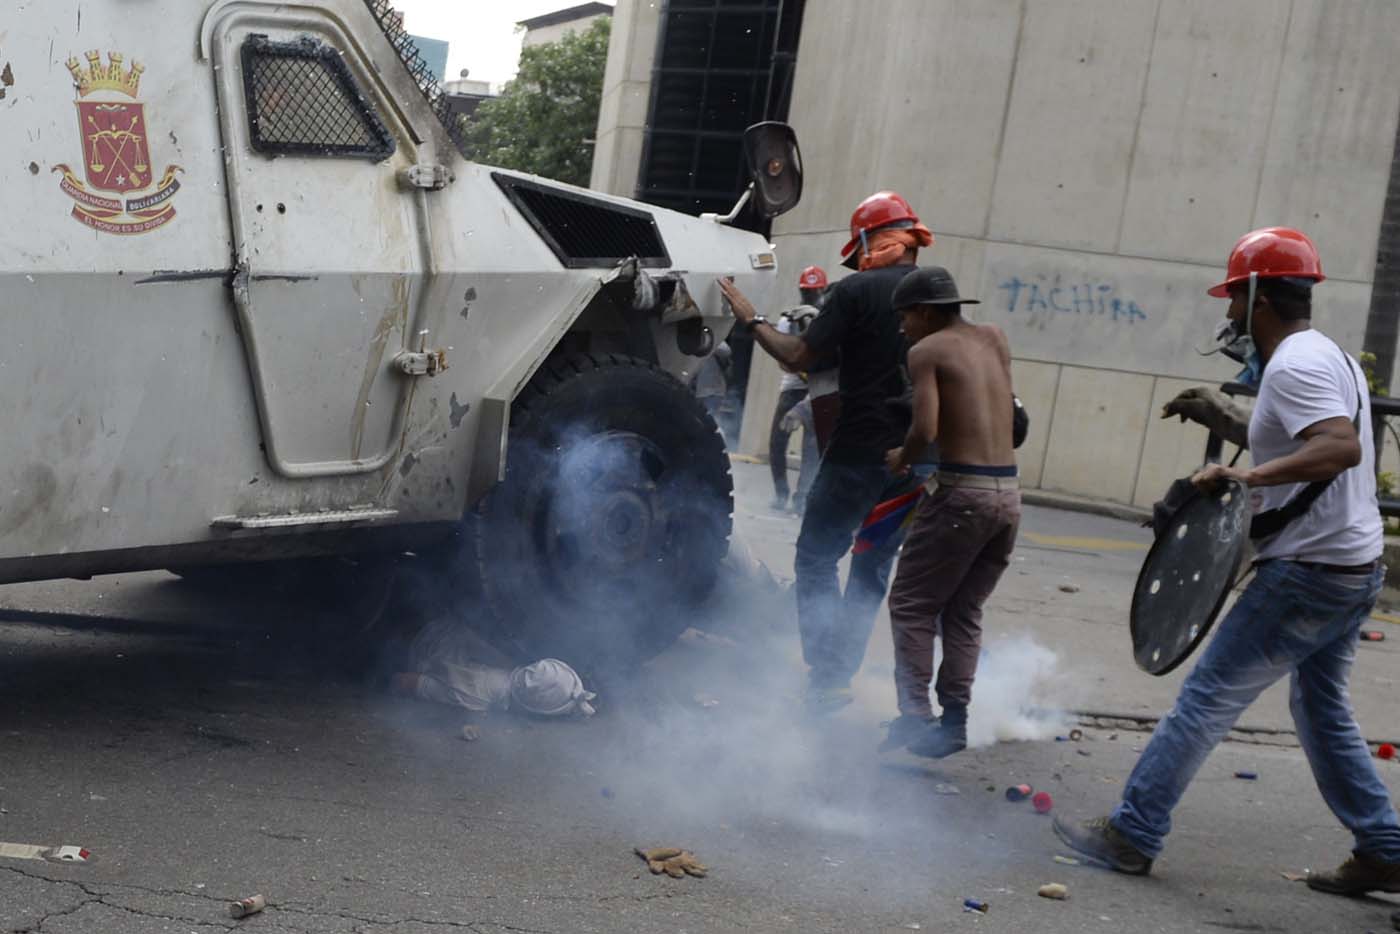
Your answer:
[1052,815,1153,876]
[1306,852,1400,895]
[804,685,853,715]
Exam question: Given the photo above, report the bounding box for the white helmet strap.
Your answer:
[1244,271,1258,337]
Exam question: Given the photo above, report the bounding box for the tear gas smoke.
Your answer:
[377,423,1075,858]
[964,634,1073,746]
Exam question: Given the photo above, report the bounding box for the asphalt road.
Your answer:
[2,460,1398,933]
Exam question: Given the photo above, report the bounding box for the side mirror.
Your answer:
[743,122,803,219]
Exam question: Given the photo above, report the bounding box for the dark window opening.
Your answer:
[638,0,807,234]
[493,173,671,269]
[241,35,396,160]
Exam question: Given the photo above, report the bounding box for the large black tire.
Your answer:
[473,353,733,669]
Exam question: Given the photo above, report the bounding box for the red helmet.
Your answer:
[840,191,920,260]
[1207,227,1325,297]
[797,266,828,290]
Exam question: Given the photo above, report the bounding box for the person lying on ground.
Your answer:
[389,617,596,719]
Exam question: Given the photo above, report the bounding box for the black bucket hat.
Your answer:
[891,266,980,310]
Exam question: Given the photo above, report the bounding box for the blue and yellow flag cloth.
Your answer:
[852,489,923,555]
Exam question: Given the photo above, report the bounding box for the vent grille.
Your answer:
[493,174,671,269]
[241,35,395,160]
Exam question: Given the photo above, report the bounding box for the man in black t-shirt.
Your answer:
[718,190,935,711]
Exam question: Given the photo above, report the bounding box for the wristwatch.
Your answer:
[745,314,770,333]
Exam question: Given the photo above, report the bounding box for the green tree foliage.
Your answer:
[465,18,610,186]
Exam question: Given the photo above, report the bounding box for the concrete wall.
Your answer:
[589,0,658,197]
[739,0,1400,506]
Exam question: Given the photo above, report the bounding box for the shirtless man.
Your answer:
[881,266,1021,759]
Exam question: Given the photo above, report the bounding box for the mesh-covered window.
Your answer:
[493,173,670,269]
[241,35,395,160]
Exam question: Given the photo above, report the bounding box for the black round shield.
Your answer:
[1130,480,1249,676]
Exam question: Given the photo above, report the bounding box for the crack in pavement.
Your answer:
[2,865,548,934]
[7,891,230,934]
[9,896,103,933]
[1076,709,1400,748]
[53,897,233,931]
[4,857,596,933]
[2,862,234,905]
[2,865,237,932]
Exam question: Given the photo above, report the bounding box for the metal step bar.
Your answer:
[211,508,398,530]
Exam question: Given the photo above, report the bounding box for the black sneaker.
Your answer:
[1306,851,1400,895]
[908,705,966,759]
[878,713,934,751]
[907,722,966,759]
[1052,815,1153,876]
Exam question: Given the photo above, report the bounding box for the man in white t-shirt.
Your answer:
[1055,227,1400,896]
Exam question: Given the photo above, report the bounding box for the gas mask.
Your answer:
[1209,272,1262,387]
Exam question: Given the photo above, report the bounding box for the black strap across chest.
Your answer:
[1248,341,1364,541]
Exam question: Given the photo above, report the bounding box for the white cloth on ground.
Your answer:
[407,618,596,717]
[509,659,597,717]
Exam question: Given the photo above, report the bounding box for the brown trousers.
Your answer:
[887,485,1021,717]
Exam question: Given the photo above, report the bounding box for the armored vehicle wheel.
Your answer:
[473,353,732,669]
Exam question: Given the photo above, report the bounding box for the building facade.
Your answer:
[598,0,1400,507]
[590,0,803,220]
[589,0,658,198]
[408,34,448,81]
[519,2,614,49]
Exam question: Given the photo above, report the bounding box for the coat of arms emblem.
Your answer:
[53,51,182,234]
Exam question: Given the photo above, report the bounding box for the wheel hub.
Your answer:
[541,431,672,607]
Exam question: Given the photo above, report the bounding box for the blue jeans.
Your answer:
[794,458,925,689]
[1113,559,1400,861]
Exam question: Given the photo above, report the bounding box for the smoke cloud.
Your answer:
[965,635,1074,747]
[375,417,1077,859]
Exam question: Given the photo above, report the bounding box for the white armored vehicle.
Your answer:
[2,1,803,665]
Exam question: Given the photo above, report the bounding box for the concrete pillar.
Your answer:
[1364,104,1400,395]
[589,0,659,197]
